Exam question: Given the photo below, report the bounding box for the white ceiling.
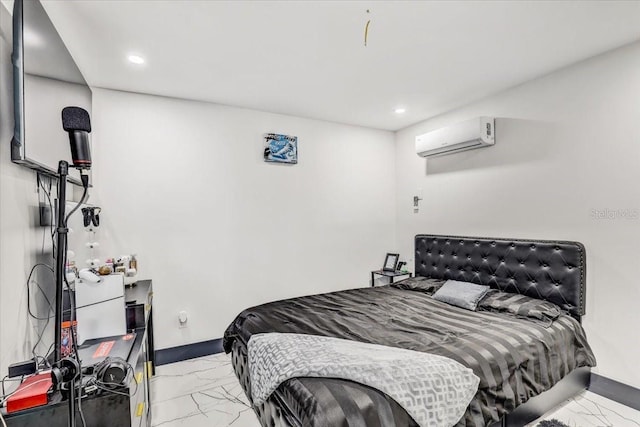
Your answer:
[40,0,640,131]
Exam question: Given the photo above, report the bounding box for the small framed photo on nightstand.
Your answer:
[383,253,399,272]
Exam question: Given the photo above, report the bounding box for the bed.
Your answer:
[223,235,596,427]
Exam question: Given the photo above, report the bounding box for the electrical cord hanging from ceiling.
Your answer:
[364,9,371,47]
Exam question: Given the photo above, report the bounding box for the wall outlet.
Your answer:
[178,310,188,328]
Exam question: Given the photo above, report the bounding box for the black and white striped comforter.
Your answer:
[223,285,596,427]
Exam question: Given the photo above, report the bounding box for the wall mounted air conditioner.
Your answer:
[415,117,495,158]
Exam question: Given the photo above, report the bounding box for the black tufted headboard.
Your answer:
[415,235,586,320]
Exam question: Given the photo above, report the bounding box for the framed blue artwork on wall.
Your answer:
[264,133,298,164]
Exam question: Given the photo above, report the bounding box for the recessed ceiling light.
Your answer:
[394,107,406,114]
[127,54,145,65]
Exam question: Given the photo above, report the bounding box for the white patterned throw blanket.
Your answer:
[248,333,480,427]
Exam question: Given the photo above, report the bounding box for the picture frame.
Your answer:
[383,253,399,272]
[264,133,298,164]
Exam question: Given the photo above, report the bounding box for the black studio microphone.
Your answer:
[61,106,92,170]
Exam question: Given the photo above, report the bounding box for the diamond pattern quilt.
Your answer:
[248,333,480,427]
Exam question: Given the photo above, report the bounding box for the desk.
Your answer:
[3,280,154,427]
[370,270,412,287]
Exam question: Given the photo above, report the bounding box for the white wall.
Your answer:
[395,41,640,388]
[0,4,56,375]
[91,88,396,350]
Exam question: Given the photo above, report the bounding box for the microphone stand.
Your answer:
[53,160,80,427]
[54,160,68,364]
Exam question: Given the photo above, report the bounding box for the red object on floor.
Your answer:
[6,372,52,413]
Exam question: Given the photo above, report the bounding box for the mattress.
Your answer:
[224,285,596,427]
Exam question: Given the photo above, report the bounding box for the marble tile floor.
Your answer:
[526,391,640,427]
[150,353,640,427]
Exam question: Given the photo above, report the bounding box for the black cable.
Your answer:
[32,173,56,369]
[64,184,89,227]
[0,377,49,405]
[25,300,122,322]
[34,355,48,369]
[26,263,56,362]
[90,357,137,398]
[92,383,131,397]
[36,176,57,366]
[26,263,54,321]
[43,342,55,367]
[0,376,26,403]
[48,178,55,255]
[37,174,56,255]
[1,376,25,398]
[94,367,137,397]
[38,174,46,254]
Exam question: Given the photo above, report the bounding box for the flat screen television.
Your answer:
[11,0,92,186]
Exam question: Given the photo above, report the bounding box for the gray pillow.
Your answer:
[478,291,562,322]
[391,277,445,294]
[432,280,490,311]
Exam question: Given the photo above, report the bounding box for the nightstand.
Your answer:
[371,270,413,287]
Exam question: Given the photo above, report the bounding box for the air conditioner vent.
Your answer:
[415,117,495,158]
